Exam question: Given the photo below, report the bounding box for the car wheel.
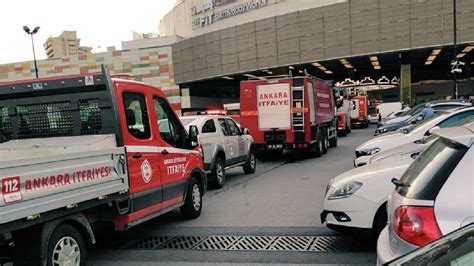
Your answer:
[373,204,388,239]
[47,224,86,266]
[209,157,225,189]
[180,176,203,219]
[243,149,257,174]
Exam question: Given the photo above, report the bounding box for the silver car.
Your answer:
[377,122,474,264]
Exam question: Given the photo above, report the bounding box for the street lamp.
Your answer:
[23,26,40,79]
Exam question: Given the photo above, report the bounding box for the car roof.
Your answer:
[427,100,471,107]
[180,115,228,121]
[433,121,474,147]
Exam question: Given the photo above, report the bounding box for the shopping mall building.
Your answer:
[1,0,474,112]
[161,0,474,110]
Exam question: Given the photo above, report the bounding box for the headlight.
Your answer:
[328,181,362,200]
[358,147,381,156]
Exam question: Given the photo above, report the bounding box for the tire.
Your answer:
[338,129,347,137]
[180,176,203,219]
[243,149,257,174]
[46,224,86,266]
[209,157,225,189]
[322,128,328,154]
[329,130,338,148]
[373,204,388,239]
[311,129,323,158]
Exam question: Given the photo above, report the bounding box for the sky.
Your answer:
[0,0,176,64]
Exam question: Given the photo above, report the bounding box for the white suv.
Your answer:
[180,115,256,188]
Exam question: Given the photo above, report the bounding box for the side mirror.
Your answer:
[188,125,199,147]
[428,126,440,135]
[242,128,250,135]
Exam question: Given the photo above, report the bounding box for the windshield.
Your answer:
[404,112,444,133]
[405,103,427,116]
[397,138,468,200]
[180,117,198,128]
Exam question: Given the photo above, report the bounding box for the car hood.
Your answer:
[369,142,427,163]
[356,132,414,152]
[330,154,413,188]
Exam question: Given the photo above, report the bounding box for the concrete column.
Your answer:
[400,52,411,106]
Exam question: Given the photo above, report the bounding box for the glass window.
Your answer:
[180,117,198,129]
[218,118,230,136]
[226,119,241,136]
[122,93,151,139]
[153,97,185,148]
[397,138,468,200]
[437,111,474,128]
[202,119,216,133]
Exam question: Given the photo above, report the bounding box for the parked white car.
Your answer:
[322,153,415,237]
[354,107,474,167]
[180,115,256,188]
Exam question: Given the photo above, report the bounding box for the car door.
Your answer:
[218,118,234,164]
[152,96,191,209]
[225,118,246,164]
[199,118,219,168]
[120,90,163,212]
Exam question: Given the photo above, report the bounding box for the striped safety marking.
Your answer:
[126,145,200,154]
[292,108,308,113]
[241,111,258,116]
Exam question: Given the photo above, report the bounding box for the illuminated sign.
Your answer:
[192,0,267,28]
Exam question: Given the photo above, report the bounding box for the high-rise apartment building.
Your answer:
[43,31,92,59]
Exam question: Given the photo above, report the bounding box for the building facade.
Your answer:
[43,31,92,59]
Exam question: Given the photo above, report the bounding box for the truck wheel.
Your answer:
[338,129,347,137]
[329,134,338,147]
[46,224,86,266]
[209,157,225,189]
[181,176,203,219]
[322,128,329,154]
[311,129,323,158]
[243,149,257,174]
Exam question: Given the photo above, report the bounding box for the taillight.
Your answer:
[393,206,442,247]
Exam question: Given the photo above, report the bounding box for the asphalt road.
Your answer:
[89,125,378,265]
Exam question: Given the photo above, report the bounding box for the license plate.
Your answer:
[267,144,283,149]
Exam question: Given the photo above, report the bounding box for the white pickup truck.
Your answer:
[0,68,206,265]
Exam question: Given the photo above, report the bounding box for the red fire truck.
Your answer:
[240,76,337,157]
